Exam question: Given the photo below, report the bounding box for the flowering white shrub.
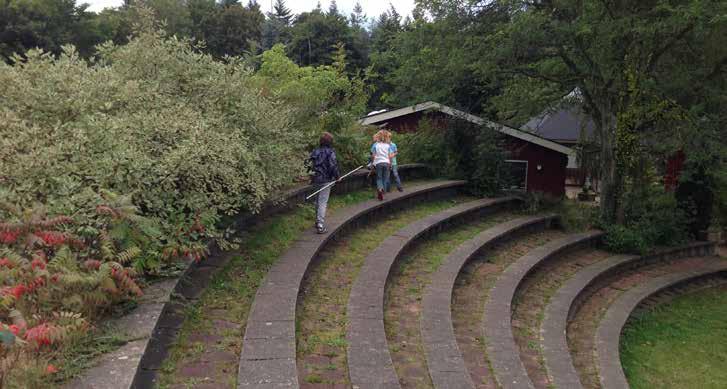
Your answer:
[0,16,306,247]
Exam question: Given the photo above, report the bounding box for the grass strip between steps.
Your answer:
[296,195,476,386]
[510,247,610,389]
[453,230,567,388]
[384,211,519,389]
[157,186,400,388]
[620,284,727,389]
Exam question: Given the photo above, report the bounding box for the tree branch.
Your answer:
[647,23,695,73]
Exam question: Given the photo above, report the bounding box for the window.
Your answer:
[502,160,528,191]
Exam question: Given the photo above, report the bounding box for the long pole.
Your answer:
[306,165,365,200]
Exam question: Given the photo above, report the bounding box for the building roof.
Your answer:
[521,104,596,144]
[360,101,576,158]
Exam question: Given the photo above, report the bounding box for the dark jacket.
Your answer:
[309,146,340,184]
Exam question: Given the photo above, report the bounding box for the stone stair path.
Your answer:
[420,215,558,389]
[510,245,613,388]
[538,246,711,388]
[453,228,569,388]
[346,197,518,389]
[237,180,466,388]
[483,231,603,389]
[557,244,723,389]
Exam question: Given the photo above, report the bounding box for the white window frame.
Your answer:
[504,159,528,192]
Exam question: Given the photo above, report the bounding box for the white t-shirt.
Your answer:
[371,142,391,165]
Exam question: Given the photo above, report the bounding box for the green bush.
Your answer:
[0,18,305,260]
[554,200,599,232]
[250,44,370,172]
[603,224,650,254]
[395,117,507,196]
[602,186,691,254]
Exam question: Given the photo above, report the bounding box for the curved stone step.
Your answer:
[540,241,716,389]
[347,197,519,388]
[131,165,433,387]
[483,230,603,389]
[595,261,727,389]
[237,180,465,388]
[421,215,559,389]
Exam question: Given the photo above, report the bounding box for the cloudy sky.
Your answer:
[83,0,415,19]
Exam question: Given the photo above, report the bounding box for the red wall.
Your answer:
[505,138,567,198]
[372,111,567,197]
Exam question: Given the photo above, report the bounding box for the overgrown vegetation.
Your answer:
[0,198,151,386]
[602,186,690,254]
[0,7,376,385]
[396,117,508,196]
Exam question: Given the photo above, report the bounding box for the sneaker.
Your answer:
[377,189,384,201]
[397,187,404,192]
[316,224,327,234]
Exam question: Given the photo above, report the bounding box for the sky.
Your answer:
[83,0,415,19]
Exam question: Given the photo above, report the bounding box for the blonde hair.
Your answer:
[374,130,389,143]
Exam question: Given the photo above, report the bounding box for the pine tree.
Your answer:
[272,0,292,25]
[350,1,365,28]
[328,0,339,17]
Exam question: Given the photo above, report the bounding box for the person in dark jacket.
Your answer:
[309,132,340,234]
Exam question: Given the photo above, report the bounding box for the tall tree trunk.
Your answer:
[597,106,621,224]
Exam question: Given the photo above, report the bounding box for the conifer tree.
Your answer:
[272,0,292,25]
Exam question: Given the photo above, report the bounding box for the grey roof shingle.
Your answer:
[521,105,595,143]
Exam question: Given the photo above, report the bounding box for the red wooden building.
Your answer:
[360,102,576,198]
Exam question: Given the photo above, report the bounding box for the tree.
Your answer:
[328,0,339,17]
[262,0,293,49]
[288,7,349,66]
[468,0,727,223]
[346,1,370,72]
[206,1,264,57]
[143,0,193,37]
[272,0,292,25]
[0,0,106,62]
[367,3,507,112]
[349,2,365,29]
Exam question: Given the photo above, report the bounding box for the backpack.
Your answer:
[308,147,337,184]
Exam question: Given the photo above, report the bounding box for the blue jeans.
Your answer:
[375,163,390,191]
[386,165,402,192]
[315,185,331,226]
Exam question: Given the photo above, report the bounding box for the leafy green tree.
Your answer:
[367,5,403,107]
[252,43,370,168]
[368,4,506,112]
[143,0,192,37]
[272,0,292,25]
[346,1,370,73]
[287,5,349,66]
[205,1,264,57]
[0,0,106,61]
[454,0,727,223]
[187,0,217,44]
[349,1,365,28]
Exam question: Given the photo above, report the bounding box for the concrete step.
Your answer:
[346,197,520,389]
[237,180,468,388]
[420,215,558,389]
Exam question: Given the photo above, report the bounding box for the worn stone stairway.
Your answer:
[230,178,724,389]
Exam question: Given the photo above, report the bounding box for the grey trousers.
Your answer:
[316,185,331,226]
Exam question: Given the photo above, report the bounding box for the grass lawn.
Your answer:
[620,284,727,389]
